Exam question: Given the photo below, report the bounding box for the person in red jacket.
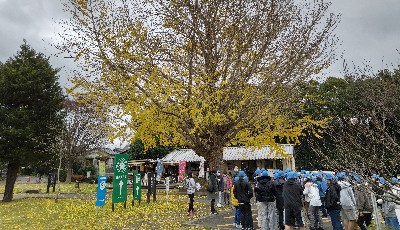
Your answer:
[224,172,233,205]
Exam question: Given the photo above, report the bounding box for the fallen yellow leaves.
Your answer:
[0,193,215,230]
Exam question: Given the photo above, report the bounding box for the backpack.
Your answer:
[186,178,195,191]
[256,179,275,202]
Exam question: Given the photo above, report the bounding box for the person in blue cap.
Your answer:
[233,171,254,230]
[283,172,305,230]
[255,170,277,230]
[325,173,343,230]
[316,174,328,218]
[274,170,286,230]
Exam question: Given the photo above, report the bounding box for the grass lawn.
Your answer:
[0,181,97,194]
[0,182,217,229]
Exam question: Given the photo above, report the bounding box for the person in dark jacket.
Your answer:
[233,171,254,230]
[283,172,305,230]
[255,171,277,230]
[274,171,286,230]
[207,170,218,214]
[325,174,343,230]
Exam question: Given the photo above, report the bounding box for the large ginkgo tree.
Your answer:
[58,0,339,170]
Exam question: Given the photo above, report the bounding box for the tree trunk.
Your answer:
[193,146,228,171]
[65,159,72,183]
[2,160,20,202]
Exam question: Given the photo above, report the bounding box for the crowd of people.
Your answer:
[184,168,400,230]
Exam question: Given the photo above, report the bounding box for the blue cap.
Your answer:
[391,177,399,183]
[336,172,346,179]
[244,176,249,182]
[325,173,334,180]
[261,171,269,177]
[260,168,266,172]
[234,176,239,182]
[284,168,292,173]
[255,169,261,176]
[273,173,279,180]
[379,177,386,184]
[287,172,299,179]
[238,171,246,177]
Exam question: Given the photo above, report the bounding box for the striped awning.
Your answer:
[162,149,206,163]
[223,145,294,161]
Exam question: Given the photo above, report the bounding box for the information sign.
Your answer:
[133,173,142,200]
[112,154,129,203]
[96,176,107,206]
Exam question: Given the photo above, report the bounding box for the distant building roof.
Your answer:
[161,144,294,163]
[162,149,206,163]
[222,144,294,161]
[114,145,130,154]
[86,148,118,159]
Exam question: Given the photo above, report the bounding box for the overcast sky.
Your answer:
[1,0,399,148]
[1,0,400,87]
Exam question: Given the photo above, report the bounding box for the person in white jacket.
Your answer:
[186,171,196,216]
[337,174,357,230]
[303,179,323,230]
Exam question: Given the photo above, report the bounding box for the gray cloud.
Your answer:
[1,0,400,85]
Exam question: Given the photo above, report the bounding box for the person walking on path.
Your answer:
[274,171,286,230]
[283,172,305,230]
[325,174,343,230]
[317,175,328,218]
[231,176,242,229]
[337,174,357,230]
[186,171,196,216]
[303,178,323,230]
[207,170,218,214]
[255,170,277,230]
[354,183,373,230]
[234,171,254,230]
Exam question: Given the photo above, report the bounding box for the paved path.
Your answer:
[188,201,333,230]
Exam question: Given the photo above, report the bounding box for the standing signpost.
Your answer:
[99,161,105,176]
[132,173,142,206]
[165,176,170,204]
[112,154,129,211]
[96,176,107,215]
